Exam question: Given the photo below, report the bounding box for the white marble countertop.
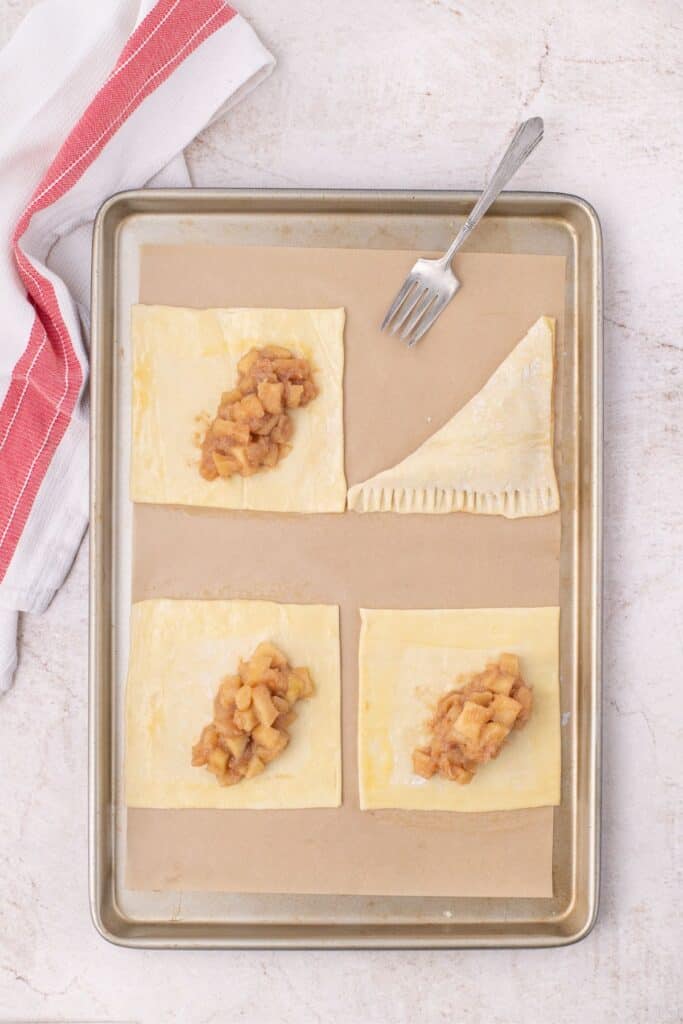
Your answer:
[1,1,681,1021]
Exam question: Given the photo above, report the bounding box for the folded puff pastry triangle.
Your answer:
[347,316,559,519]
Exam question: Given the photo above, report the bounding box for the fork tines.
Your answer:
[381,268,457,347]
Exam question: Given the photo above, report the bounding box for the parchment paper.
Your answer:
[126,244,566,898]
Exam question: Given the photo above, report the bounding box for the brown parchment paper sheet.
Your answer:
[126,245,566,898]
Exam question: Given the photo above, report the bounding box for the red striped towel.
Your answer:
[0,0,274,691]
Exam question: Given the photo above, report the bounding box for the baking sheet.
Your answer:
[126,244,565,898]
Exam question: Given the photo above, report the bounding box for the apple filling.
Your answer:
[412,653,533,785]
[192,642,315,786]
[200,346,318,480]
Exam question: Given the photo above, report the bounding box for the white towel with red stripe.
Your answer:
[0,0,274,692]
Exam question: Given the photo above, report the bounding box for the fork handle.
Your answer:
[442,117,544,265]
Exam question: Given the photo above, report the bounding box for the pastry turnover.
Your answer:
[348,316,559,519]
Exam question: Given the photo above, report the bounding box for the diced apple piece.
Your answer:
[252,723,282,750]
[437,691,463,715]
[440,759,473,785]
[233,707,258,733]
[439,758,463,782]
[251,684,278,727]
[412,748,435,778]
[245,651,273,684]
[217,676,241,706]
[252,413,279,436]
[263,443,279,467]
[468,690,493,707]
[237,348,259,375]
[430,731,449,759]
[490,694,522,729]
[499,652,520,677]
[217,770,242,787]
[253,642,288,668]
[200,723,218,748]
[265,668,287,694]
[466,674,487,692]
[453,701,492,744]
[191,724,218,766]
[257,380,284,414]
[228,421,252,445]
[191,746,207,767]
[276,710,297,730]
[285,672,302,703]
[213,702,242,737]
[229,446,250,471]
[301,379,317,403]
[246,439,270,465]
[244,754,265,779]
[273,731,290,757]
[490,673,515,696]
[224,734,249,760]
[479,668,499,689]
[233,393,265,422]
[285,382,304,408]
[207,747,228,775]
[199,461,218,481]
[513,685,533,727]
[479,721,510,757]
[271,413,293,444]
[256,737,289,763]
[291,666,314,697]
[441,705,458,727]
[250,356,276,382]
[235,685,252,711]
[212,418,250,443]
[211,451,239,478]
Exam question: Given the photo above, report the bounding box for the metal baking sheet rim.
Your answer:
[89,188,602,949]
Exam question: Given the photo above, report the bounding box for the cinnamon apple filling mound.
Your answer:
[199,345,318,480]
[191,642,315,786]
[412,653,533,785]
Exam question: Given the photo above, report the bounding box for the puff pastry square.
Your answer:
[348,316,559,518]
[126,599,342,809]
[131,305,347,512]
[358,606,561,812]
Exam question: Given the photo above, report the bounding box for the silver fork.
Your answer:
[381,117,544,347]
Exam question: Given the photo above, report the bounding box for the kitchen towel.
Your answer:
[0,0,274,692]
